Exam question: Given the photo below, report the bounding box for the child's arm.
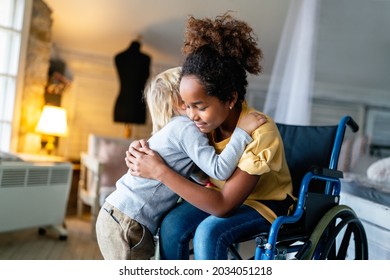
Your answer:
[181,112,267,181]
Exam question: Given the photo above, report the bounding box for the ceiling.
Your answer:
[44,0,289,73]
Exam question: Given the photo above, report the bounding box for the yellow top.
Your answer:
[208,102,294,223]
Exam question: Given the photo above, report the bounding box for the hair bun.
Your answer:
[182,12,263,74]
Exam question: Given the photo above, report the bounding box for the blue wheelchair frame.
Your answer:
[250,115,366,260]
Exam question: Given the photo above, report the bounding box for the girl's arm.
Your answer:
[129,112,266,181]
[127,146,259,217]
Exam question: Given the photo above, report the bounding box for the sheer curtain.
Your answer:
[263,0,320,125]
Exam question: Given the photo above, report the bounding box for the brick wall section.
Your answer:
[18,0,52,153]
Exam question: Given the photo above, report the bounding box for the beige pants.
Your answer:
[96,202,155,260]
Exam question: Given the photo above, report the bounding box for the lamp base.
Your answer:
[42,135,56,155]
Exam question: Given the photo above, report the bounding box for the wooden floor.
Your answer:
[0,214,256,260]
[0,215,103,260]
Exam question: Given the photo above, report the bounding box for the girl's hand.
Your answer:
[125,139,149,169]
[126,144,166,179]
[128,138,149,150]
[125,139,148,168]
[237,112,267,135]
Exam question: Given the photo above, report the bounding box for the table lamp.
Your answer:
[35,105,68,155]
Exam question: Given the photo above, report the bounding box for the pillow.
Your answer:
[350,154,380,175]
[97,139,129,187]
[366,157,390,183]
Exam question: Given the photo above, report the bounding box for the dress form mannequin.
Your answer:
[113,39,151,138]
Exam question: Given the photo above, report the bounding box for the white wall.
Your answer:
[58,49,174,160]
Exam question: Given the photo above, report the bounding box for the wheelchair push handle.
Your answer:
[346,116,359,132]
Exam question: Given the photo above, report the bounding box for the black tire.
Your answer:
[305,205,368,260]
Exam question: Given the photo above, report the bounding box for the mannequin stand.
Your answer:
[124,124,132,139]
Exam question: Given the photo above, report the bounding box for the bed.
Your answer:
[338,142,390,260]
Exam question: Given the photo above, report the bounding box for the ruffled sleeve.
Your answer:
[237,123,284,176]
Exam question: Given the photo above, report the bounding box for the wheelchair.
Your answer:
[228,115,369,260]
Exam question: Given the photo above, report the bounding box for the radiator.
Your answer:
[0,161,72,238]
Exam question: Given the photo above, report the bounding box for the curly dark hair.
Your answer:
[181,13,263,103]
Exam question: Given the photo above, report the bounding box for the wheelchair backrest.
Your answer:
[276,123,339,197]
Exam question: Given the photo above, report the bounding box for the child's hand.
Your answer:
[237,112,267,135]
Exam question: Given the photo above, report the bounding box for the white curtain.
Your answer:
[263,0,320,125]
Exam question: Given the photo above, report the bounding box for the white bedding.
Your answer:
[340,173,390,260]
[341,172,390,207]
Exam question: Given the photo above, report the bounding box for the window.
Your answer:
[366,108,390,157]
[0,0,26,151]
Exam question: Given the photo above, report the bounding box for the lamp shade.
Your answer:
[35,105,68,137]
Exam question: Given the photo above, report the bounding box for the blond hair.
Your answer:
[144,67,182,134]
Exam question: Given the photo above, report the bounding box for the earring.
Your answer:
[229,106,232,110]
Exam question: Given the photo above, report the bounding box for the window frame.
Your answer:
[0,0,32,152]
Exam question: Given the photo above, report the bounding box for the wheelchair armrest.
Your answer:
[261,170,342,259]
[310,166,343,179]
[288,170,342,229]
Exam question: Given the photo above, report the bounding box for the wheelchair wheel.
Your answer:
[304,205,368,260]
